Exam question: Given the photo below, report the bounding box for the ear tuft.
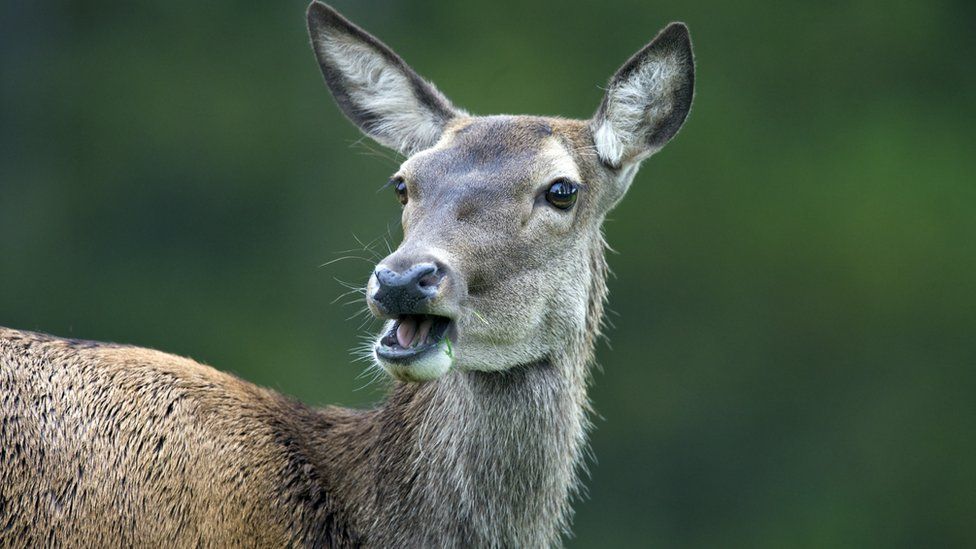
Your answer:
[591,22,695,168]
[307,2,462,155]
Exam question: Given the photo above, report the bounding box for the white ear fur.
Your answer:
[307,2,463,156]
[592,23,695,169]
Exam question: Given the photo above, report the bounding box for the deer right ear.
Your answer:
[591,23,695,170]
[307,2,462,156]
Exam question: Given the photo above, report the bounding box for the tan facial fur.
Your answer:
[369,116,610,380]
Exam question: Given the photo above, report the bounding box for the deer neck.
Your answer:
[330,239,609,546]
[349,360,580,546]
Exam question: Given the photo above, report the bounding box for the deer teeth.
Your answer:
[416,317,434,345]
[388,315,451,350]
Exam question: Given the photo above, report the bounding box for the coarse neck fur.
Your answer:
[317,240,608,547]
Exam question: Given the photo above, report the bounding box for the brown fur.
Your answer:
[0,321,598,546]
[0,2,694,546]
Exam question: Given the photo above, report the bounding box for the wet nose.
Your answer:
[371,262,444,315]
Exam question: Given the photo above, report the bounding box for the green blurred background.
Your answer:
[2,0,974,546]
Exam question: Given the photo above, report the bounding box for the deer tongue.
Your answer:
[395,316,435,348]
[396,317,417,348]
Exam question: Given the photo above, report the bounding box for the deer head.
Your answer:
[308,2,694,382]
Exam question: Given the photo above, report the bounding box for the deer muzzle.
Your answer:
[367,255,461,381]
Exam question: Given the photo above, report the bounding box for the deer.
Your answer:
[0,2,694,547]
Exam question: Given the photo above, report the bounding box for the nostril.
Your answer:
[412,263,441,292]
[418,271,441,289]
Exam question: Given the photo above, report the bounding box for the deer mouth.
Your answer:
[376,314,454,363]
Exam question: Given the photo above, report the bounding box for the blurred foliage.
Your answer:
[1,0,974,546]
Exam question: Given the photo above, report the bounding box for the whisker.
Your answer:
[351,233,386,260]
[333,277,364,291]
[319,255,374,268]
[345,308,372,322]
[331,284,366,300]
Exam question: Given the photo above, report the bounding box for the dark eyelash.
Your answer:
[378,176,402,192]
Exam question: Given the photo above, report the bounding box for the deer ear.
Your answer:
[307,2,462,156]
[591,23,695,169]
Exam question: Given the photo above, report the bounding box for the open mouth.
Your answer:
[376,314,454,363]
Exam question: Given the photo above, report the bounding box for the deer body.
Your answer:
[0,2,694,547]
[0,327,591,546]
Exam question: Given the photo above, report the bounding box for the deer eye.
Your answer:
[545,179,578,210]
[392,178,408,206]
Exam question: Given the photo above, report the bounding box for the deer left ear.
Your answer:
[307,2,463,156]
[591,23,695,169]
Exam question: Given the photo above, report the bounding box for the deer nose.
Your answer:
[370,262,444,315]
